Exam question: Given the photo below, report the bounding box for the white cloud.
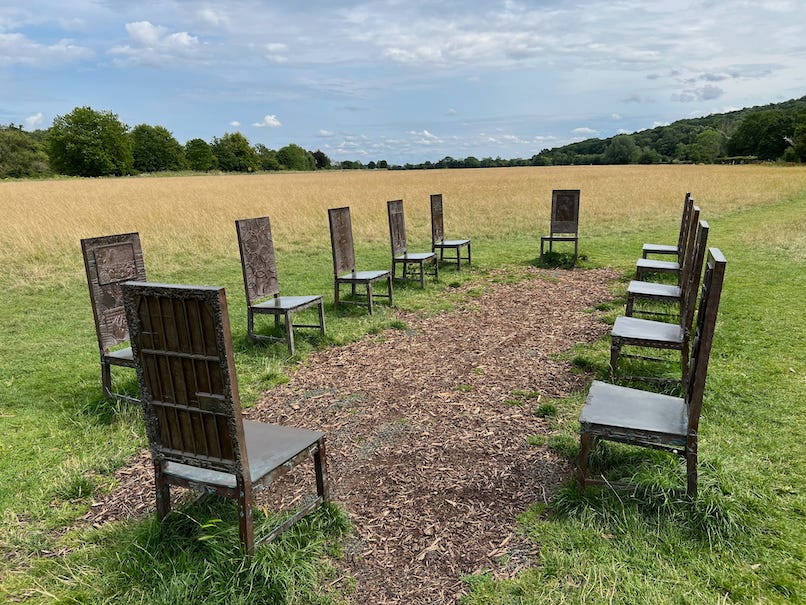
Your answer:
[0,32,93,67]
[265,42,288,63]
[197,8,228,28]
[109,21,204,67]
[230,120,241,127]
[252,114,282,128]
[671,84,725,103]
[447,108,458,116]
[572,127,599,136]
[318,129,335,137]
[24,112,45,129]
[611,113,622,120]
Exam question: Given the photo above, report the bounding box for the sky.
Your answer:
[2,1,805,164]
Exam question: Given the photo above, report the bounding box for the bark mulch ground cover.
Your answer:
[80,265,618,604]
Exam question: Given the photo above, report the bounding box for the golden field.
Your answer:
[2,164,805,285]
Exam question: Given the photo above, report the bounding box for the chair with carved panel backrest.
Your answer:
[387,199,438,288]
[540,189,580,264]
[430,193,471,270]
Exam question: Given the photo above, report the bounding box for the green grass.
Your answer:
[1,189,805,603]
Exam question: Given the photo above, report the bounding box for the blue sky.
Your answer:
[2,1,805,164]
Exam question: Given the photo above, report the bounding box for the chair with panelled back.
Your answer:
[122,281,329,554]
[430,193,471,270]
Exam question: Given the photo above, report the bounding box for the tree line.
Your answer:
[2,96,805,179]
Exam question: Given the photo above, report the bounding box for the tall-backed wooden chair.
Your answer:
[430,193,471,270]
[642,193,693,259]
[387,199,438,287]
[578,248,727,497]
[235,216,325,355]
[635,198,698,283]
[540,189,580,264]
[610,220,710,385]
[122,281,329,555]
[80,232,145,403]
[626,212,708,318]
[328,206,393,314]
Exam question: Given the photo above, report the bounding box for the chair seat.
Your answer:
[636,258,680,272]
[253,295,322,312]
[580,381,688,443]
[393,252,436,261]
[164,420,324,489]
[612,316,683,344]
[436,239,470,247]
[642,243,678,255]
[106,347,134,362]
[337,270,390,281]
[627,280,681,298]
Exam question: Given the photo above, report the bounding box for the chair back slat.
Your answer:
[678,196,698,263]
[387,199,408,256]
[679,205,702,287]
[328,207,356,276]
[235,217,280,304]
[686,248,727,433]
[681,219,709,333]
[81,233,146,353]
[123,282,246,474]
[677,193,693,251]
[430,193,445,245]
[550,190,580,235]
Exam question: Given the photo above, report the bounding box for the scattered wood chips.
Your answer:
[78,266,617,604]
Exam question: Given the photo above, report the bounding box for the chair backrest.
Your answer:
[81,232,147,354]
[430,193,445,246]
[550,189,580,235]
[387,199,408,257]
[685,248,726,434]
[328,206,356,276]
[122,281,248,476]
[678,195,698,263]
[681,217,708,333]
[677,192,693,251]
[679,204,702,288]
[235,216,280,305]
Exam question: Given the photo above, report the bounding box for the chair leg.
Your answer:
[610,338,622,377]
[686,437,698,498]
[387,274,394,307]
[247,308,256,342]
[625,293,635,316]
[333,280,340,309]
[237,475,255,556]
[317,301,326,335]
[154,461,171,520]
[392,259,397,281]
[577,432,594,490]
[285,310,295,356]
[314,438,330,501]
[419,260,425,288]
[366,282,374,314]
[101,358,113,399]
[433,256,439,281]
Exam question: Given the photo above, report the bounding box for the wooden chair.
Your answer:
[540,189,580,264]
[80,232,145,403]
[235,216,325,356]
[328,206,393,314]
[387,199,438,287]
[610,220,709,386]
[121,281,329,555]
[635,198,698,283]
[578,248,727,497]
[642,193,693,259]
[430,194,471,270]
[626,213,708,318]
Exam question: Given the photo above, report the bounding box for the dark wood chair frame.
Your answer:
[642,193,693,259]
[235,216,325,356]
[430,194,471,270]
[81,232,146,403]
[122,281,329,555]
[626,206,704,318]
[578,248,726,498]
[635,196,697,283]
[540,189,581,264]
[387,199,438,287]
[611,220,710,385]
[328,206,393,314]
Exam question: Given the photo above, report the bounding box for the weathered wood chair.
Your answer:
[635,197,698,283]
[121,281,329,555]
[626,212,707,318]
[540,189,581,264]
[387,199,438,287]
[80,232,146,403]
[610,220,710,385]
[328,206,393,314]
[235,216,325,355]
[430,193,471,270]
[578,248,726,497]
[642,193,693,259]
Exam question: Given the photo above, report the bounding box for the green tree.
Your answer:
[0,125,50,178]
[184,138,215,171]
[727,110,794,160]
[254,144,281,170]
[791,123,806,162]
[690,129,725,163]
[130,124,185,173]
[211,132,259,172]
[277,143,316,171]
[312,149,331,169]
[46,106,133,176]
[603,134,638,164]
